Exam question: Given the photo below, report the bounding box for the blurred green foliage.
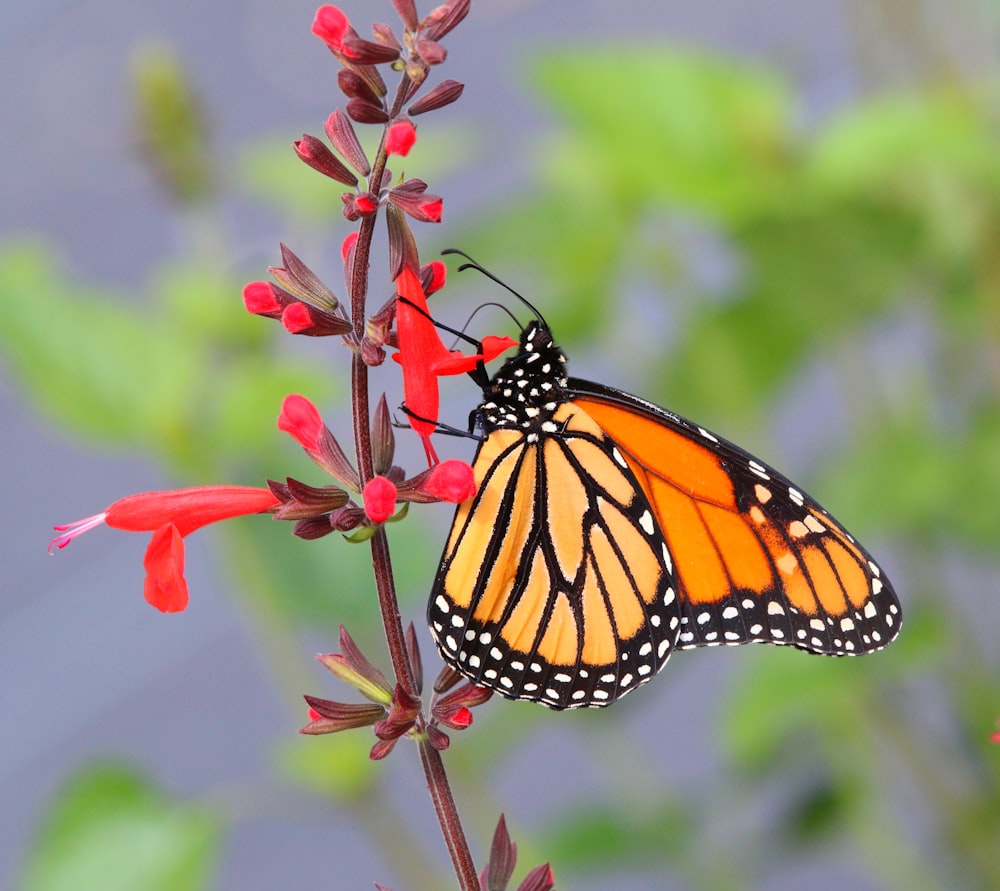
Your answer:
[21,765,218,891]
[4,8,1000,891]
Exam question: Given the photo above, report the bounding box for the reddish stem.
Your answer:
[420,739,479,889]
[346,66,478,891]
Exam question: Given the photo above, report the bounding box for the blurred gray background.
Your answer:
[1,1,916,889]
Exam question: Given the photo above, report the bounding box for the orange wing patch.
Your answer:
[573,387,901,656]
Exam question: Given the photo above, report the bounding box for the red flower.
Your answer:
[385,121,417,156]
[387,180,443,223]
[393,266,452,463]
[392,266,515,465]
[50,486,280,612]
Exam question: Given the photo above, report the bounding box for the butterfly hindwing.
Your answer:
[568,379,901,657]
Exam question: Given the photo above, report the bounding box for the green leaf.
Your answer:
[20,763,219,891]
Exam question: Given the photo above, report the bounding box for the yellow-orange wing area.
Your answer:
[428,403,680,709]
[568,378,902,656]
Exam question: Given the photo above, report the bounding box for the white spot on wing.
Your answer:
[639,510,655,536]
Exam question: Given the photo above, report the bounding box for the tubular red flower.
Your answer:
[392,268,516,464]
[104,487,280,536]
[393,265,449,463]
[385,121,417,157]
[362,475,398,523]
[51,486,280,612]
[431,334,516,375]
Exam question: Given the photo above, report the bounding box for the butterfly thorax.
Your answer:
[476,321,569,436]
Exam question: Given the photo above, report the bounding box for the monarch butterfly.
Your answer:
[427,275,901,711]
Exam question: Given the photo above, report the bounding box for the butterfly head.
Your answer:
[474,320,569,434]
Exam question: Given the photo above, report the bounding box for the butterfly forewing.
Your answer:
[569,379,901,656]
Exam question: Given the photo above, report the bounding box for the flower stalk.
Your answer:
[51,3,548,888]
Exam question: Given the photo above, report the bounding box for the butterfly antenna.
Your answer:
[442,248,545,324]
[460,301,524,336]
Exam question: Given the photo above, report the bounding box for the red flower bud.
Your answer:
[388,182,443,223]
[278,393,324,453]
[362,475,398,523]
[423,0,471,41]
[242,281,284,317]
[281,301,353,337]
[391,0,418,30]
[421,459,476,503]
[408,79,465,115]
[385,120,417,157]
[293,134,358,186]
[342,192,379,221]
[426,723,451,750]
[312,5,352,52]
[518,864,556,891]
[414,37,447,65]
[325,109,371,176]
[421,260,447,294]
[339,33,401,65]
[346,98,390,124]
